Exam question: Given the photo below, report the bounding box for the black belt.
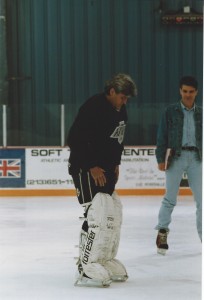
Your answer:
[181,146,198,151]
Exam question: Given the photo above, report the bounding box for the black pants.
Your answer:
[71,168,116,206]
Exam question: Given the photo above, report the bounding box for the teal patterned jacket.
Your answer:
[156,102,202,163]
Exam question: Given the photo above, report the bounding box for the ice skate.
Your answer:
[74,262,112,288]
[156,229,169,255]
[74,274,112,288]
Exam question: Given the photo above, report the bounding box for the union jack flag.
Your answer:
[0,159,21,178]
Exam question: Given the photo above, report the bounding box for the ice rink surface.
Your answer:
[0,195,201,300]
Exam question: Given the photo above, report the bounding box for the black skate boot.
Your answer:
[156,229,169,255]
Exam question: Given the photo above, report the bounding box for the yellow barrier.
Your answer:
[0,188,192,197]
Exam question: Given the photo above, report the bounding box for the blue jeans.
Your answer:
[156,150,202,240]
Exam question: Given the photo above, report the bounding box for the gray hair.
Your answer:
[104,73,137,97]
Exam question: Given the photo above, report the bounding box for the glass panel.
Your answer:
[0,106,3,146]
[1,100,202,147]
[5,103,61,146]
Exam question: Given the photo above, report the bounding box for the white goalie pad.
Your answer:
[101,192,127,281]
[103,258,128,282]
[75,229,111,287]
[77,192,126,283]
[80,192,115,281]
[109,191,123,259]
[112,191,123,226]
[78,229,87,258]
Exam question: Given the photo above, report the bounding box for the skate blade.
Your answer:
[157,248,167,255]
[111,275,128,282]
[74,278,112,288]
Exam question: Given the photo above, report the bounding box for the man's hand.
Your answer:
[158,162,166,171]
[90,167,106,186]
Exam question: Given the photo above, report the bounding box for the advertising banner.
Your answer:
[118,147,165,189]
[25,146,165,190]
[0,149,26,188]
[26,148,73,189]
[0,147,188,193]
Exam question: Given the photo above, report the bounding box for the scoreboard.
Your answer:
[161,13,203,25]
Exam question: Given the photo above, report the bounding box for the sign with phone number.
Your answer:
[0,147,188,189]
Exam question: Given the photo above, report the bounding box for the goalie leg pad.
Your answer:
[79,229,87,254]
[112,191,123,226]
[75,229,111,287]
[109,191,123,259]
[80,192,115,281]
[102,192,128,281]
[103,258,128,282]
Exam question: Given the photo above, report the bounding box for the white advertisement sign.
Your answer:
[117,147,165,188]
[26,146,166,190]
[26,148,74,189]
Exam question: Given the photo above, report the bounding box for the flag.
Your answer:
[0,149,25,188]
[0,159,21,178]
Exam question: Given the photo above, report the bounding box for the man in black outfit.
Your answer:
[67,73,137,287]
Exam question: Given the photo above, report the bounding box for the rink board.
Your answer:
[0,146,192,196]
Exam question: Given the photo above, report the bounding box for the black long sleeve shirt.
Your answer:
[67,93,128,174]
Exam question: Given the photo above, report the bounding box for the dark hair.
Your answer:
[179,76,198,90]
[104,73,137,97]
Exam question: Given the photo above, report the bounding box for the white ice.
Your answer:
[0,195,201,300]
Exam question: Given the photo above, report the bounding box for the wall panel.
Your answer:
[5,0,203,146]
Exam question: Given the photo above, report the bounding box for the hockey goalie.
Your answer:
[66,73,137,287]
